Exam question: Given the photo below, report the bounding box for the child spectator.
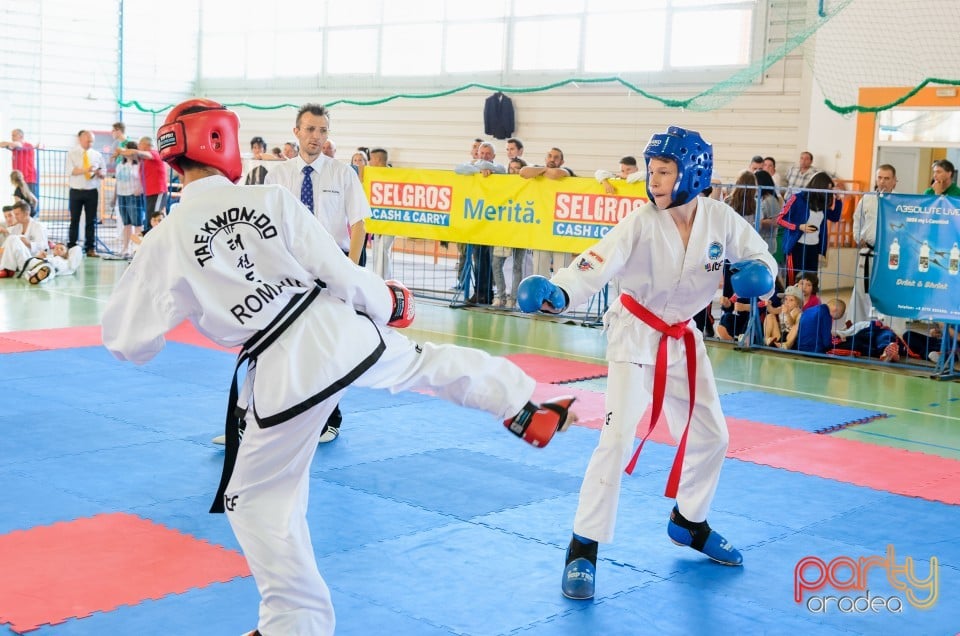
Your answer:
[796,298,845,354]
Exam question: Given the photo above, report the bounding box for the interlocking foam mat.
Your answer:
[0,513,249,633]
[2,330,959,634]
[717,390,888,433]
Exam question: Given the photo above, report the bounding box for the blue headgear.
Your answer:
[643,126,713,208]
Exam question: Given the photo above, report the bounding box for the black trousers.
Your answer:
[68,188,99,252]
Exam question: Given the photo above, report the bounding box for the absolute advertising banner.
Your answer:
[362,167,647,252]
[871,193,960,321]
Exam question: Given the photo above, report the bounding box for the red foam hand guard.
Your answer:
[386,280,415,328]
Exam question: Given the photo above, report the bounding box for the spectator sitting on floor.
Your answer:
[829,318,902,361]
[798,271,821,310]
[0,206,17,237]
[764,284,802,348]
[129,211,165,254]
[0,201,47,264]
[715,262,751,342]
[796,298,845,354]
[900,323,957,365]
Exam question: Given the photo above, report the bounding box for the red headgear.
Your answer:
[157,98,242,182]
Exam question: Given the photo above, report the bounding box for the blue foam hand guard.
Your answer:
[516,275,567,313]
[729,260,774,298]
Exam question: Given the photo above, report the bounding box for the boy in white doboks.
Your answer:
[517,126,777,600]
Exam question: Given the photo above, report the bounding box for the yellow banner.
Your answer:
[363,167,648,252]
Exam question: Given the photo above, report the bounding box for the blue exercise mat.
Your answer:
[5,344,959,636]
[718,390,887,433]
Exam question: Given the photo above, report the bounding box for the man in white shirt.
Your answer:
[265,103,371,443]
[65,130,105,257]
[266,104,368,266]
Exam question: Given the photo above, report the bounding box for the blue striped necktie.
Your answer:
[301,165,314,212]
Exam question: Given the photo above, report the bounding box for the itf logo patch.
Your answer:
[704,241,724,272]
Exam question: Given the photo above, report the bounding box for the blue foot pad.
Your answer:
[561,557,596,599]
[668,520,743,566]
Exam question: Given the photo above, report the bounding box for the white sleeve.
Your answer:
[551,213,638,309]
[101,263,186,365]
[852,199,865,243]
[625,171,645,184]
[342,166,372,226]
[595,169,615,183]
[455,163,480,175]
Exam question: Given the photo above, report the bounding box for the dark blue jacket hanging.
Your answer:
[484,92,515,140]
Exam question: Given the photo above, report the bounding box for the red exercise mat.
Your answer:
[0,513,249,633]
[506,353,607,384]
[732,434,960,505]
[0,326,102,352]
[166,320,239,352]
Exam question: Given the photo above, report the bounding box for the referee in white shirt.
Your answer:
[265,103,372,443]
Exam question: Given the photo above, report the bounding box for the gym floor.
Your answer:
[1,258,958,634]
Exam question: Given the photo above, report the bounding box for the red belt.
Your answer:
[619,294,697,499]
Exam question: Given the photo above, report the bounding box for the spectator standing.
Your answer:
[244,136,275,185]
[368,148,396,280]
[114,141,144,258]
[754,169,782,255]
[784,151,818,194]
[121,136,168,234]
[65,130,105,257]
[777,171,842,284]
[849,164,897,324]
[1,129,39,216]
[454,142,504,305]
[595,156,643,195]
[924,159,960,197]
[322,139,337,159]
[520,148,576,277]
[762,156,786,188]
[506,138,524,160]
[491,158,529,308]
[10,170,38,217]
[283,142,299,159]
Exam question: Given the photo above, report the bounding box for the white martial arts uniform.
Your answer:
[551,197,776,543]
[101,175,536,636]
[848,192,906,333]
[265,154,370,255]
[0,228,53,278]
